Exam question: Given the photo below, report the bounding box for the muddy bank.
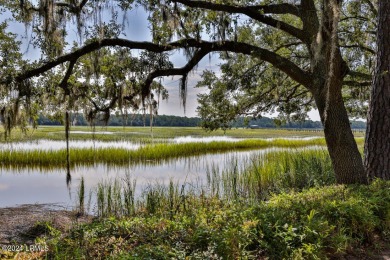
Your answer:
[0,204,92,245]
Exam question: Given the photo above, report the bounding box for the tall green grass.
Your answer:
[46,180,390,260]
[90,149,334,218]
[44,149,389,260]
[0,125,365,143]
[96,174,136,218]
[201,149,334,207]
[0,138,343,168]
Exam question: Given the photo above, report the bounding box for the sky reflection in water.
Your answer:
[0,149,278,210]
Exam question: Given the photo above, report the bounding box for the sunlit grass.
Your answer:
[0,138,342,168]
[43,180,390,260]
[0,125,365,143]
[50,150,389,259]
[90,148,335,218]
[0,137,365,168]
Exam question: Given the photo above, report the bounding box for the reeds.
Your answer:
[96,174,136,218]
[1,126,365,143]
[91,149,334,218]
[0,138,341,168]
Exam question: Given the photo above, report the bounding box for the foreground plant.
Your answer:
[36,180,389,259]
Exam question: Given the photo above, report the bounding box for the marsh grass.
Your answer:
[91,149,334,218]
[0,126,364,143]
[19,146,388,260]
[0,138,346,168]
[207,149,334,202]
[0,126,327,141]
[46,180,390,260]
[96,174,136,218]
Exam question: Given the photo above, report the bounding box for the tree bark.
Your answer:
[311,0,367,184]
[314,87,367,184]
[364,0,390,181]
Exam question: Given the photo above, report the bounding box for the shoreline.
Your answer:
[0,204,92,245]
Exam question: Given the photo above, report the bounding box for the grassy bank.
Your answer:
[7,181,388,260]
[86,149,335,218]
[0,138,365,168]
[0,149,388,259]
[0,126,365,142]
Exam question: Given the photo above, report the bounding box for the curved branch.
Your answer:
[362,0,378,17]
[142,42,312,98]
[341,44,375,54]
[250,4,300,16]
[143,48,210,88]
[15,38,312,89]
[347,71,372,81]
[59,59,77,94]
[171,0,308,43]
[343,81,372,87]
[15,39,175,82]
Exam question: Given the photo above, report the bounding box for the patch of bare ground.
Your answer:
[340,238,390,260]
[0,204,93,259]
[0,203,92,244]
[343,250,390,260]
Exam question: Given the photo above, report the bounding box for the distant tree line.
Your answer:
[37,114,366,129]
[37,114,202,127]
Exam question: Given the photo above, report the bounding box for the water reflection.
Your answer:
[0,148,279,209]
[0,136,322,151]
[0,139,141,151]
[172,136,321,143]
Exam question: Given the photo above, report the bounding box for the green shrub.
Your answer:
[43,181,390,259]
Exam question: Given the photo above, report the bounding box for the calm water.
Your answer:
[0,148,279,210]
[0,139,141,151]
[0,136,321,212]
[0,136,321,151]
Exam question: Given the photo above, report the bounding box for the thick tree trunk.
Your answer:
[364,0,390,180]
[309,0,367,184]
[314,89,367,184]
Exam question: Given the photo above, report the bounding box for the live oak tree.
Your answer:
[364,0,390,180]
[0,21,31,139]
[62,48,170,126]
[0,0,376,184]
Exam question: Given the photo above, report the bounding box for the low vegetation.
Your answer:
[0,126,365,143]
[87,149,335,218]
[1,149,388,259]
[33,181,390,259]
[0,128,382,259]
[0,137,366,168]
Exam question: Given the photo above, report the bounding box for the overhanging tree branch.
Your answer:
[14,39,176,82]
[59,59,77,95]
[13,38,312,88]
[250,3,300,16]
[343,80,371,87]
[347,70,372,80]
[171,0,308,43]
[341,44,375,54]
